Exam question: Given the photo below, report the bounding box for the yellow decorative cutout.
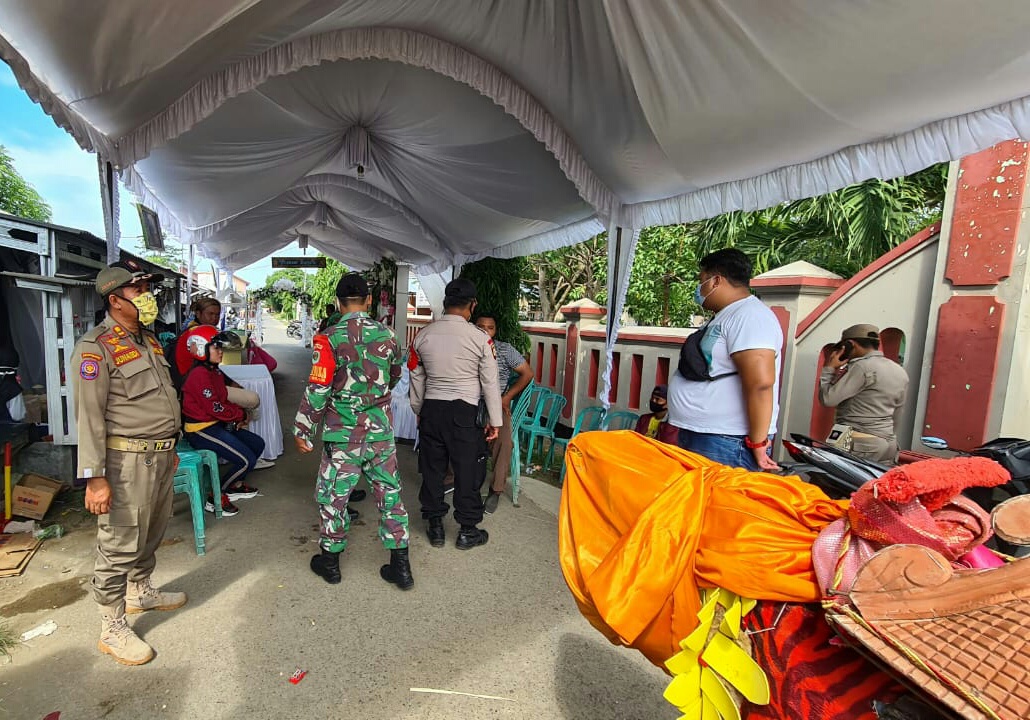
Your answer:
[663,589,770,719]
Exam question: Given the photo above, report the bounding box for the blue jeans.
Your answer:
[677,428,768,471]
[186,424,265,491]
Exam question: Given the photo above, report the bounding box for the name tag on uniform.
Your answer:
[113,348,142,366]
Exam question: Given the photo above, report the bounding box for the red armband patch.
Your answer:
[407,348,420,371]
[308,334,336,385]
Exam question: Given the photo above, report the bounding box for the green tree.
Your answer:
[132,237,185,272]
[689,163,948,277]
[521,236,607,321]
[523,163,949,326]
[460,257,530,354]
[309,257,349,314]
[0,146,52,221]
[261,268,307,318]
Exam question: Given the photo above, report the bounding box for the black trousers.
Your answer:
[418,399,488,526]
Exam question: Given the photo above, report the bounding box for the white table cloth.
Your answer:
[221,364,283,460]
[391,364,418,442]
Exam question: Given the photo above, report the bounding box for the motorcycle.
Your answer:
[780,433,887,499]
[286,320,302,340]
[781,432,1030,557]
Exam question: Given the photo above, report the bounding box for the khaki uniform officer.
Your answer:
[72,260,186,666]
[409,278,502,550]
[820,323,910,464]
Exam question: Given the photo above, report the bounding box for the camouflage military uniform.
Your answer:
[294,312,408,553]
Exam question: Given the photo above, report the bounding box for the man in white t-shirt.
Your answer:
[667,249,782,471]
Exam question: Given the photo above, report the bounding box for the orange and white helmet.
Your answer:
[184,325,240,361]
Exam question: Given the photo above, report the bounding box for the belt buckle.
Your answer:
[156,440,173,451]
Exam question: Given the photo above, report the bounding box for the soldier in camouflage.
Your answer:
[293,273,414,590]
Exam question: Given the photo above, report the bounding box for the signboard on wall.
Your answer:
[271,256,326,269]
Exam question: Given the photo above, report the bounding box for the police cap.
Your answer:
[444,278,478,302]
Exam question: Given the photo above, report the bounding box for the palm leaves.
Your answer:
[691,163,948,276]
[521,163,949,325]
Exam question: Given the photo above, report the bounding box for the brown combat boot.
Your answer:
[125,577,188,614]
[98,602,154,666]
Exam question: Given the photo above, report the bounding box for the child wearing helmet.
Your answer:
[180,325,265,516]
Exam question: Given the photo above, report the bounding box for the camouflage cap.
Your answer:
[95,259,164,296]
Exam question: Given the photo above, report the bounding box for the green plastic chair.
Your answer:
[604,411,640,431]
[172,462,208,555]
[507,382,535,506]
[548,405,606,484]
[173,441,222,555]
[517,386,551,437]
[521,392,567,467]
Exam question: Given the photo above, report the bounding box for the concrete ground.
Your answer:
[0,316,673,720]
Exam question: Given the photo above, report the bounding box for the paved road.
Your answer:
[0,316,672,720]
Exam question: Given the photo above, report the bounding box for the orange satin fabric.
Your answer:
[559,431,847,668]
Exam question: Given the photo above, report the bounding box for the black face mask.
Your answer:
[649,400,666,413]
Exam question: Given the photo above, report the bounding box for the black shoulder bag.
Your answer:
[677,322,738,382]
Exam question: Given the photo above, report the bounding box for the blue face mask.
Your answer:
[694,277,714,307]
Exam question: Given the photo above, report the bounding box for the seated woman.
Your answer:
[181,325,265,516]
[175,297,223,377]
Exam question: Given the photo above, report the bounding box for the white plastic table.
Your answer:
[220,364,283,460]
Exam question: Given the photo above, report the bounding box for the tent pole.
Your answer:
[97,157,120,265]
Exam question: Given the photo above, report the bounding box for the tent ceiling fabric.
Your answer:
[2,1,1030,272]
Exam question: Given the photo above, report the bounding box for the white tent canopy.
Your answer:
[3,1,1030,402]
[3,1,1030,271]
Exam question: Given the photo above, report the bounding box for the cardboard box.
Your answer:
[0,533,42,577]
[11,473,64,521]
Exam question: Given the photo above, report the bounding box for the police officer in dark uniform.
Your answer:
[409,278,502,550]
[71,261,186,666]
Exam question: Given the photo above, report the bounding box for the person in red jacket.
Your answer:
[181,325,265,516]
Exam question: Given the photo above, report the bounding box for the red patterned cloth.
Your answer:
[743,602,904,720]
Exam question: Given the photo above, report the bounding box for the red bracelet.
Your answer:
[744,436,769,449]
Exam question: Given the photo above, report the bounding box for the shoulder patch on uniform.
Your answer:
[101,332,132,356]
[79,357,100,380]
[308,334,336,385]
[407,348,420,371]
[80,352,103,362]
[146,335,164,355]
[487,337,497,358]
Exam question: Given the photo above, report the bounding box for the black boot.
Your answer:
[349,489,367,503]
[347,507,360,522]
[426,517,445,548]
[456,525,489,550]
[310,549,341,584]
[379,547,415,590]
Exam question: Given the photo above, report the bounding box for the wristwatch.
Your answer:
[744,436,770,449]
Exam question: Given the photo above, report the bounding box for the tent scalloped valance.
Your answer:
[195,173,447,254]
[111,27,616,222]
